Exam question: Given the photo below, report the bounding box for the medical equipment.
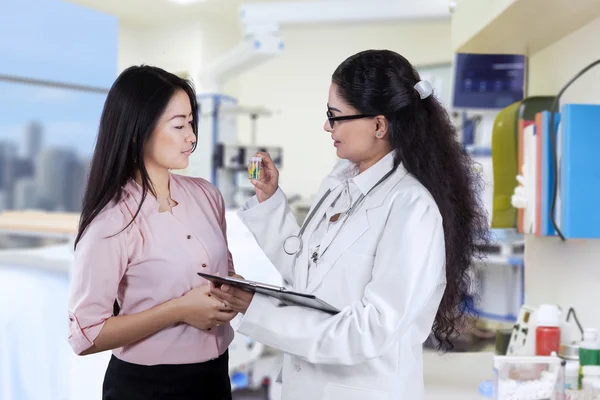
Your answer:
[283,166,397,257]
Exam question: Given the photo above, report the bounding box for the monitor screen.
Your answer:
[452,53,526,109]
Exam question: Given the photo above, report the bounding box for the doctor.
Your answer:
[211,49,489,400]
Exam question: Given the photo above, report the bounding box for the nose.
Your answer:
[323,119,333,133]
[185,128,196,144]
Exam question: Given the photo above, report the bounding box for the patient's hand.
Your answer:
[210,274,254,314]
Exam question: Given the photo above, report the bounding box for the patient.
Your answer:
[67,65,238,400]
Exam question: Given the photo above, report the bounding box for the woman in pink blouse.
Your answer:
[68,65,238,399]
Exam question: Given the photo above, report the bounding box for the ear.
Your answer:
[374,116,389,139]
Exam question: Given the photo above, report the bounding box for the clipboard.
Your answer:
[197,272,340,315]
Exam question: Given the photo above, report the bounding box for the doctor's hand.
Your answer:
[175,285,237,330]
[210,276,254,314]
[251,151,279,203]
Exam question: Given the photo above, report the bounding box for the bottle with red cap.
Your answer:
[535,304,561,356]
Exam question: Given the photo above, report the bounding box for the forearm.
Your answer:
[81,298,182,355]
[237,188,299,284]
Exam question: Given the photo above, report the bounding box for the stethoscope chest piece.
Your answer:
[283,235,302,255]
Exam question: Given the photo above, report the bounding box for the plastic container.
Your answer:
[579,328,600,389]
[536,304,562,356]
[582,365,600,399]
[593,379,600,398]
[564,360,580,390]
[248,157,262,180]
[494,355,564,400]
[478,380,493,398]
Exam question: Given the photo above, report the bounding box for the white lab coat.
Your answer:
[236,154,447,400]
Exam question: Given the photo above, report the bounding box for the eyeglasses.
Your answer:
[326,109,375,129]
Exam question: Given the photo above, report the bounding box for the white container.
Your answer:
[494,355,564,399]
[582,365,600,395]
[565,360,580,390]
[582,329,600,349]
[592,379,600,398]
[537,304,562,327]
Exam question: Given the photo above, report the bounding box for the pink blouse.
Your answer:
[67,173,235,366]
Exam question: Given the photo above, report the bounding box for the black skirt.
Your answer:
[102,350,232,400]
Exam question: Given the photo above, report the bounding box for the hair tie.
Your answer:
[414,80,433,100]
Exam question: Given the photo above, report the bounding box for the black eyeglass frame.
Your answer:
[326,109,376,129]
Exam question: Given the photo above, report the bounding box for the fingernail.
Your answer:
[250,179,257,184]
[222,285,229,292]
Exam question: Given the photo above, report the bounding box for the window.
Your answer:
[0,0,117,213]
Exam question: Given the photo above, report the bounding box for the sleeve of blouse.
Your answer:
[214,185,235,275]
[67,210,129,355]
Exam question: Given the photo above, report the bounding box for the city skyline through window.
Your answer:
[0,0,118,213]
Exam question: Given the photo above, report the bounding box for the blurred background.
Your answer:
[2,0,600,399]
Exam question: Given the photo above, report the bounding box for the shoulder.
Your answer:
[174,174,224,208]
[386,168,441,223]
[78,196,131,246]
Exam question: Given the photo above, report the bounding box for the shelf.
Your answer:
[465,145,492,157]
[475,308,518,323]
[473,254,524,266]
[0,211,79,235]
[452,0,600,55]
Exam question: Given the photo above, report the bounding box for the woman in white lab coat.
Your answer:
[211,49,490,400]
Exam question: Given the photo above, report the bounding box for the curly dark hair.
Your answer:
[332,50,490,351]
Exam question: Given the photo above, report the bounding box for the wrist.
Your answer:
[165,297,185,324]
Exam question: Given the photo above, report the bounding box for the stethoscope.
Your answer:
[283,166,397,257]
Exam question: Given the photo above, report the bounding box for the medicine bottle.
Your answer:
[579,328,600,388]
[582,365,600,396]
[535,304,561,356]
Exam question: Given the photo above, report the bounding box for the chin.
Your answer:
[169,160,189,171]
[336,147,347,159]
[336,148,357,163]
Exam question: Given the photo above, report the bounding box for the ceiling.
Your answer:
[65,0,312,25]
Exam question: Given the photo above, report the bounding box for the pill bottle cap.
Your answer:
[536,304,560,327]
[584,328,599,342]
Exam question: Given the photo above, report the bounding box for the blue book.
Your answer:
[538,111,560,236]
[559,104,600,239]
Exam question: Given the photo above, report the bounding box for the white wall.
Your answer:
[117,17,241,93]
[525,16,600,330]
[234,20,454,199]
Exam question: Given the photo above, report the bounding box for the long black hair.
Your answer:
[74,65,199,249]
[332,50,490,351]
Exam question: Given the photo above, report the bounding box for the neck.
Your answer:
[134,165,170,197]
[357,147,393,174]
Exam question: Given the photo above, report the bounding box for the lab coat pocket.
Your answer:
[322,383,390,400]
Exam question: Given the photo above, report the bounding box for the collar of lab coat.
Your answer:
[327,150,398,195]
[300,151,408,293]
